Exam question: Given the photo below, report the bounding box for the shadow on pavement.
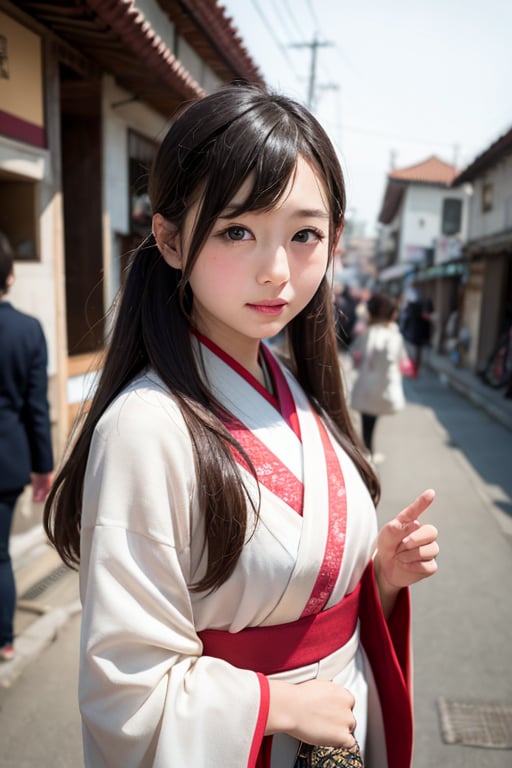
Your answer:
[403,371,512,514]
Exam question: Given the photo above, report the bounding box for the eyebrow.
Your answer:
[219,206,329,219]
[292,208,329,219]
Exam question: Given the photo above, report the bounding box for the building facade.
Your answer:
[452,128,512,377]
[375,155,469,352]
[0,0,263,458]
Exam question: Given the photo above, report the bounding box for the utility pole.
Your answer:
[290,34,334,111]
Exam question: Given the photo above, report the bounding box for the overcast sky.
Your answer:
[221,0,512,234]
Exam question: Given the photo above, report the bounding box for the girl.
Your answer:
[44,85,438,768]
[350,292,409,461]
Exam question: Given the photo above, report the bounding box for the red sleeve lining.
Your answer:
[248,673,270,768]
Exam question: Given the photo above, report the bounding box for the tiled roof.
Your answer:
[87,0,204,101]
[378,155,458,224]
[453,126,512,185]
[13,0,264,117]
[160,0,263,85]
[388,155,458,186]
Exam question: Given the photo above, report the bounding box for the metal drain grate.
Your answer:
[19,563,70,601]
[437,697,512,749]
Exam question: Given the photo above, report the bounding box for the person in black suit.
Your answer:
[0,232,53,661]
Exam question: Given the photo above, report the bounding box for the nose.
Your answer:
[256,243,290,285]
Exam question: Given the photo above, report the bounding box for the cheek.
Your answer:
[293,251,329,292]
[189,251,243,301]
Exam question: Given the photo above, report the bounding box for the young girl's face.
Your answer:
[181,155,331,366]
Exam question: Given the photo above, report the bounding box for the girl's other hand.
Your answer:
[266,679,357,749]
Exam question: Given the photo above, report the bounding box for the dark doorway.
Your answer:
[60,64,104,355]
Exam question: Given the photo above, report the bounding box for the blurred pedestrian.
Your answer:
[350,292,408,462]
[333,283,357,347]
[399,288,433,376]
[0,232,54,662]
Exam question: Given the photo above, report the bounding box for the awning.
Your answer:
[378,263,415,281]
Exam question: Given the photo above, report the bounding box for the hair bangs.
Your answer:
[228,127,302,216]
[204,114,302,220]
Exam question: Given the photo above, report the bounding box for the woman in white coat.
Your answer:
[350,293,408,460]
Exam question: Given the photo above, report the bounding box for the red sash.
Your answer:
[198,582,360,675]
[200,565,413,768]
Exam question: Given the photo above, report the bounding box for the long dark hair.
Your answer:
[44,84,379,590]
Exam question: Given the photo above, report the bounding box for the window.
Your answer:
[441,198,462,236]
[482,182,493,213]
[0,174,39,260]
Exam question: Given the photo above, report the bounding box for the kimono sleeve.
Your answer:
[79,385,269,768]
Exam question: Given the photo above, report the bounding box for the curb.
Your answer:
[425,354,512,432]
[0,599,82,689]
[11,525,48,570]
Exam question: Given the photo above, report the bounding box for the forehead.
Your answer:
[227,155,330,213]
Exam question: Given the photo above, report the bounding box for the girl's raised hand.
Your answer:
[374,489,439,601]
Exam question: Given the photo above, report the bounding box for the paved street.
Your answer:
[369,367,512,767]
[1,366,511,767]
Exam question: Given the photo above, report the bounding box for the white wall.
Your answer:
[136,0,175,48]
[134,0,220,91]
[203,68,222,92]
[466,154,512,240]
[398,184,468,264]
[400,186,439,260]
[102,76,168,306]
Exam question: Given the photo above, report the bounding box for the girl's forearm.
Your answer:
[265,679,297,735]
[373,553,401,620]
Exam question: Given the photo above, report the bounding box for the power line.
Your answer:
[268,0,299,42]
[281,0,309,40]
[290,34,335,109]
[299,0,347,84]
[249,0,299,74]
[305,0,320,29]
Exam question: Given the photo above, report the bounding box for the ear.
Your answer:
[5,272,14,289]
[152,213,182,269]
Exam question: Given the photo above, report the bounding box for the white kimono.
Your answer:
[79,337,412,768]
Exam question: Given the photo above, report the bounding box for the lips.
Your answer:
[247,300,288,315]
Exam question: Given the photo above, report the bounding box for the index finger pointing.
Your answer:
[396,489,436,527]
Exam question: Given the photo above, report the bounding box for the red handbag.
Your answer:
[400,358,416,378]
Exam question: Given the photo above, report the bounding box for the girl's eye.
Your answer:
[224,226,251,241]
[292,228,325,244]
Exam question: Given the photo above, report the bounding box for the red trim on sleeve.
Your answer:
[359,561,413,768]
[248,673,270,768]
